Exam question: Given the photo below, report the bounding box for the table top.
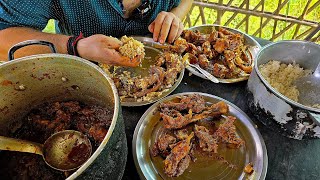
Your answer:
[121,38,320,180]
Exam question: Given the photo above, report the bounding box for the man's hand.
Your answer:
[148,11,184,44]
[77,34,140,67]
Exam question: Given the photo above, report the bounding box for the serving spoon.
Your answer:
[294,62,320,106]
[183,53,220,83]
[0,130,92,171]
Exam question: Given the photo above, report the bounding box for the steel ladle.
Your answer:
[295,62,320,106]
[0,130,92,171]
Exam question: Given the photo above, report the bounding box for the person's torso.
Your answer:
[52,0,178,37]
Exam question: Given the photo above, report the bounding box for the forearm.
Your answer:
[170,0,194,20]
[0,27,70,61]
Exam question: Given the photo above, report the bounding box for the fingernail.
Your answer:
[160,39,164,44]
[154,37,157,41]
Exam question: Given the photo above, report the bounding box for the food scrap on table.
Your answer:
[150,94,245,177]
[244,162,254,174]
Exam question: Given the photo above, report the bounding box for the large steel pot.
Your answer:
[0,41,127,179]
[247,41,320,140]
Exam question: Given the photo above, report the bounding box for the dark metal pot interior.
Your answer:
[0,54,120,179]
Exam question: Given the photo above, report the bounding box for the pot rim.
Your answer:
[2,53,120,179]
[254,40,320,113]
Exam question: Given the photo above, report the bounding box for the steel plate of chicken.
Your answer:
[100,37,185,106]
[133,92,267,179]
[169,25,260,83]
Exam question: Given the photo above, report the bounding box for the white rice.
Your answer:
[259,60,311,102]
[119,36,145,59]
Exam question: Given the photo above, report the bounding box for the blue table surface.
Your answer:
[121,37,320,180]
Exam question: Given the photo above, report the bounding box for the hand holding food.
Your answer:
[77,34,141,67]
[148,11,184,44]
[119,36,145,63]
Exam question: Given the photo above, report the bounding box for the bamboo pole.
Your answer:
[193,1,318,27]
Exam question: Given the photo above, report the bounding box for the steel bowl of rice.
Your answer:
[246,40,320,140]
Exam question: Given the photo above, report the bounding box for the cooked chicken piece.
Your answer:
[160,94,206,114]
[213,63,229,78]
[214,39,229,53]
[198,54,210,69]
[161,101,229,129]
[133,66,165,98]
[194,125,218,153]
[174,155,191,177]
[164,132,194,177]
[182,30,201,43]
[219,27,235,35]
[206,101,229,117]
[174,128,189,140]
[214,116,244,148]
[187,53,198,65]
[186,43,199,55]
[228,34,242,50]
[151,134,177,157]
[88,125,108,143]
[169,38,188,54]
[202,41,213,59]
[208,30,218,43]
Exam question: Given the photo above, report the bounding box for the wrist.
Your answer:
[67,32,84,57]
[76,38,88,59]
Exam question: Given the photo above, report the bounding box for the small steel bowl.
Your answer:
[186,24,261,83]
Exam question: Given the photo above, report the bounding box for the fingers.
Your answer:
[177,22,184,39]
[166,17,179,43]
[159,14,174,44]
[104,36,122,49]
[104,49,140,67]
[148,22,155,33]
[152,12,166,42]
[150,11,184,44]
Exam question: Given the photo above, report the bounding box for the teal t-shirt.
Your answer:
[0,0,181,37]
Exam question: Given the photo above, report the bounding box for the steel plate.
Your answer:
[133,92,267,180]
[186,25,261,83]
[104,37,184,107]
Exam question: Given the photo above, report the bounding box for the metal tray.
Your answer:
[186,25,261,83]
[133,92,267,180]
[104,37,184,107]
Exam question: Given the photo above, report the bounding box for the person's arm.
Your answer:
[148,0,193,44]
[0,27,69,60]
[170,0,194,20]
[0,27,139,66]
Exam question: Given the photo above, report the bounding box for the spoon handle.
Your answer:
[0,136,43,155]
[188,63,220,83]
